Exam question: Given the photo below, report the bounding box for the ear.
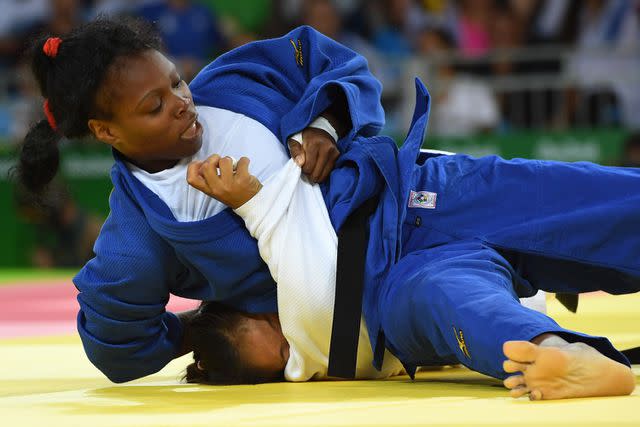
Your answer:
[88,118,120,147]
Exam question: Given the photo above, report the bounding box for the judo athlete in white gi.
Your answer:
[186,96,638,400]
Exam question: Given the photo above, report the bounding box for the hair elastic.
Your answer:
[43,37,62,58]
[43,99,57,131]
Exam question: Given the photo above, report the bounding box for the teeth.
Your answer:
[181,121,197,139]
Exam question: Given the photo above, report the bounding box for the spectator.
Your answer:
[456,0,494,57]
[87,0,140,18]
[620,132,640,167]
[3,61,42,143]
[300,0,378,63]
[0,0,83,71]
[0,0,49,36]
[415,0,458,43]
[367,0,426,134]
[490,4,558,130]
[197,0,273,49]
[371,0,416,57]
[39,0,84,37]
[0,0,50,69]
[199,0,271,35]
[0,0,83,141]
[564,0,640,129]
[134,0,225,81]
[413,27,500,136]
[525,0,580,45]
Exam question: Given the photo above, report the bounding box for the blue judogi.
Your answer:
[374,83,640,378]
[290,77,638,381]
[74,26,387,383]
[74,25,638,385]
[377,153,640,378]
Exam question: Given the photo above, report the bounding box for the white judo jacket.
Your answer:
[234,159,405,381]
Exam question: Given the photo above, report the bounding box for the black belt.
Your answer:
[328,197,378,378]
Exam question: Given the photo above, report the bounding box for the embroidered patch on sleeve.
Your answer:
[408,190,437,209]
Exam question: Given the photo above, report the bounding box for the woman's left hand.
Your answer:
[288,127,340,183]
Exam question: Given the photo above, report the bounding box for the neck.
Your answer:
[121,153,180,173]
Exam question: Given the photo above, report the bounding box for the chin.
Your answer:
[183,135,203,157]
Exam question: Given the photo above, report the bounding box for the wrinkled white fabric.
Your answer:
[235,159,405,381]
[130,106,288,222]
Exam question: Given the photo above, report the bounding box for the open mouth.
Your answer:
[180,116,200,140]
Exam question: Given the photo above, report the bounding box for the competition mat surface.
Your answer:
[1,271,638,427]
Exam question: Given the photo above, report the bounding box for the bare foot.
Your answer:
[502,337,636,400]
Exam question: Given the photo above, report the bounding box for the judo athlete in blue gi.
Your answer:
[185,78,638,400]
[16,18,368,383]
[16,17,636,400]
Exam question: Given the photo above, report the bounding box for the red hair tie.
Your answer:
[43,99,58,131]
[43,37,62,58]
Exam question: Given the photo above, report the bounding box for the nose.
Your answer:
[174,93,191,118]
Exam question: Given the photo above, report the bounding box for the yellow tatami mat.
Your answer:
[2,293,639,427]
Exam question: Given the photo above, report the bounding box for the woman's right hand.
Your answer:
[187,155,263,209]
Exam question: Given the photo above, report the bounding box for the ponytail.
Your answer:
[16,120,62,193]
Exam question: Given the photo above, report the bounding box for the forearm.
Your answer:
[77,303,185,383]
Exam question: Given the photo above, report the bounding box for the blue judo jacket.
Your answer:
[73,25,427,383]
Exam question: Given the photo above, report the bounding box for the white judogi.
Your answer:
[129,106,288,222]
[234,159,406,381]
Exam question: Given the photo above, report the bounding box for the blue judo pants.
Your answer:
[378,154,640,379]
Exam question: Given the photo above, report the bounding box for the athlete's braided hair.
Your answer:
[15,17,161,194]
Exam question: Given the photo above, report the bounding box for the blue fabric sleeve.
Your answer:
[73,178,184,383]
[189,25,385,152]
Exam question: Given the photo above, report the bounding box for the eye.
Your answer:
[172,78,183,89]
[150,101,162,114]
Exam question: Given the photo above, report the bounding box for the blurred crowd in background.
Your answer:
[1,0,639,268]
[0,0,638,142]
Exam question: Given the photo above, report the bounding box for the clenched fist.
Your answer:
[187,154,262,209]
[288,127,340,183]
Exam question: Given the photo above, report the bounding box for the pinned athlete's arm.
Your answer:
[187,155,263,209]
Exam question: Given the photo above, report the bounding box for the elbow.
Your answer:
[88,352,151,384]
[90,354,165,384]
[104,371,142,384]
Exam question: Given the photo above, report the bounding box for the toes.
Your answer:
[509,385,530,398]
[503,375,526,390]
[503,359,529,373]
[503,340,539,363]
[529,389,543,401]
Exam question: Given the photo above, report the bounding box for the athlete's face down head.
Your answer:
[186,304,290,385]
[233,313,290,380]
[88,50,203,172]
